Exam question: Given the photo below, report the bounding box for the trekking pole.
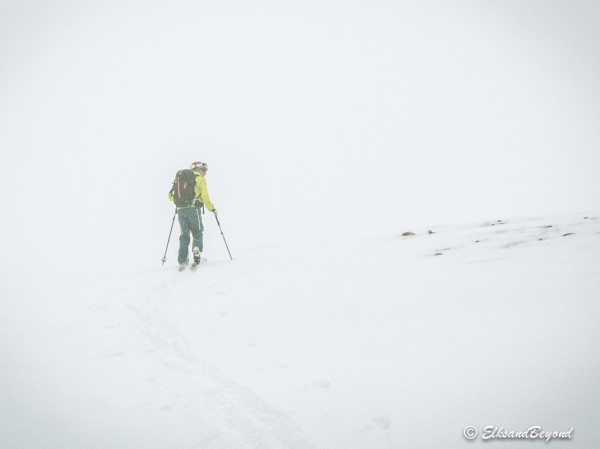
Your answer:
[161,208,177,265]
[214,210,233,260]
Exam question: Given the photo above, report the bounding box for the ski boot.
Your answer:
[192,246,201,269]
[179,258,189,272]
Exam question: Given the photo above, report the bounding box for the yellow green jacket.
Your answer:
[168,171,214,211]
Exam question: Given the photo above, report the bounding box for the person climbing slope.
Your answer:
[168,161,215,271]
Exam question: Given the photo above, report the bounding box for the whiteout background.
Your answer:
[1,0,599,448]
[1,0,599,258]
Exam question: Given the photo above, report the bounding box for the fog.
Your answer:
[1,2,600,448]
[1,0,599,266]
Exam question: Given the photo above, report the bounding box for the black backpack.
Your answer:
[170,169,197,207]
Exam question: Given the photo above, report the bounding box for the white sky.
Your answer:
[1,0,599,263]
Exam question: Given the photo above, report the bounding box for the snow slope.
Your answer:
[1,212,599,449]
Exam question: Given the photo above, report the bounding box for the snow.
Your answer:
[2,1,600,447]
[2,212,599,448]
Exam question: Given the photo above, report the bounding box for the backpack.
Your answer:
[170,169,197,207]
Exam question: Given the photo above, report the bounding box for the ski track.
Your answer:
[122,268,316,449]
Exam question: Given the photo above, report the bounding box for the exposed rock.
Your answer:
[434,252,443,256]
[427,230,435,235]
[563,233,575,237]
[402,232,416,237]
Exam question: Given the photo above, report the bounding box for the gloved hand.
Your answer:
[211,208,217,214]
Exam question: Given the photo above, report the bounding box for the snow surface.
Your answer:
[1,211,599,448]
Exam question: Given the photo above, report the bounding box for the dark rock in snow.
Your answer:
[563,233,575,237]
[402,232,416,237]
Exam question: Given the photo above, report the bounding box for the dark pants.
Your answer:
[177,207,204,264]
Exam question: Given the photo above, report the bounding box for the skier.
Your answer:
[168,161,216,270]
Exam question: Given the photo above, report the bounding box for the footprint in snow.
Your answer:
[371,415,392,430]
[361,415,392,431]
[313,380,331,389]
[299,380,331,392]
